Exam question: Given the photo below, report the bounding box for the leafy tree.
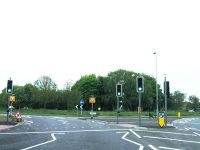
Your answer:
[189,95,199,111]
[171,91,185,110]
[34,76,57,108]
[73,74,101,110]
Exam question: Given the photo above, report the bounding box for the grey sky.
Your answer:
[0,0,200,98]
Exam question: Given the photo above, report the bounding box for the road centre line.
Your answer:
[148,145,158,150]
[129,129,142,138]
[21,133,65,150]
[143,135,200,144]
[159,146,183,150]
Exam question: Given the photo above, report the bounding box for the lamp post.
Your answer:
[153,52,159,118]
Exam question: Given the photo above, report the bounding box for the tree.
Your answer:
[34,76,57,109]
[171,91,185,110]
[73,74,101,110]
[189,95,200,111]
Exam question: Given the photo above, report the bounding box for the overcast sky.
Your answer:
[0,0,200,98]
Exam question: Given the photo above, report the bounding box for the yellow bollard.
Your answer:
[158,112,165,128]
[178,112,181,119]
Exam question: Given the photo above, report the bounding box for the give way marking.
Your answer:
[21,133,65,150]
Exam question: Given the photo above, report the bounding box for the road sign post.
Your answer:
[80,100,84,116]
[89,97,96,119]
[75,105,79,116]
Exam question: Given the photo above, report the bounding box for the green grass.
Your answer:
[1,108,200,118]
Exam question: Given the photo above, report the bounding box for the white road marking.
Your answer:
[159,146,183,150]
[135,129,197,137]
[129,129,141,138]
[0,129,133,135]
[143,135,200,144]
[25,121,34,124]
[121,132,144,150]
[23,116,32,119]
[21,133,65,150]
[193,132,200,136]
[188,127,200,132]
[148,145,158,150]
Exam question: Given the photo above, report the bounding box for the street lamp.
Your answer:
[153,52,159,118]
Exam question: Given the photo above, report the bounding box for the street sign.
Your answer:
[9,95,15,102]
[80,99,84,105]
[89,97,96,104]
[75,105,78,109]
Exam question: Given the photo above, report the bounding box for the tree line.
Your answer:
[0,69,199,112]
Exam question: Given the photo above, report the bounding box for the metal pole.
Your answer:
[164,75,167,126]
[139,93,141,126]
[81,105,82,116]
[7,96,9,124]
[117,96,119,124]
[91,103,93,119]
[154,52,159,118]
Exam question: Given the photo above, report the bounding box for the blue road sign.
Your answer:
[80,99,84,105]
[159,113,164,118]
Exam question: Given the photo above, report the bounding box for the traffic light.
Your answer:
[116,84,122,97]
[7,80,13,94]
[164,81,170,98]
[136,76,144,93]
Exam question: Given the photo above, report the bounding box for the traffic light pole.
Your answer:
[138,93,141,126]
[7,96,9,124]
[117,96,119,124]
[164,75,167,127]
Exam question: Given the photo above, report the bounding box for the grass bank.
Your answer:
[1,109,200,118]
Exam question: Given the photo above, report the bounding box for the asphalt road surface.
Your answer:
[1,116,200,150]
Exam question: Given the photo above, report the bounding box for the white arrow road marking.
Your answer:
[117,131,144,150]
[21,133,65,150]
[159,146,183,150]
